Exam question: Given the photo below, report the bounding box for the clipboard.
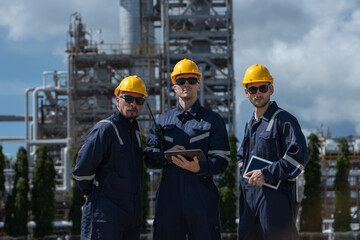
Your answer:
[164,149,206,163]
[243,155,281,190]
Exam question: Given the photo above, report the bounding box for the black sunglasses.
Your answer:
[175,77,199,85]
[247,84,270,94]
[119,95,146,105]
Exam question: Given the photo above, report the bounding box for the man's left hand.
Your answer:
[172,155,200,173]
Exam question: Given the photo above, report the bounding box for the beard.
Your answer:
[121,107,139,120]
[126,109,139,119]
[250,96,270,108]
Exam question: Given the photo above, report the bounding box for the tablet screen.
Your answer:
[243,155,281,190]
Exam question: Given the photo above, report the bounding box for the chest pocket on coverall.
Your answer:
[162,124,176,149]
[257,127,278,159]
[190,123,211,149]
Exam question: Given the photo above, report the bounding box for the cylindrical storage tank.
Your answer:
[143,0,155,45]
[186,0,210,53]
[119,0,157,130]
[120,0,141,54]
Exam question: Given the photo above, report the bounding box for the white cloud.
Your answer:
[301,127,317,138]
[234,0,360,136]
[52,46,68,66]
[0,0,119,42]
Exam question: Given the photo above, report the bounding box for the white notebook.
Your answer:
[243,155,281,190]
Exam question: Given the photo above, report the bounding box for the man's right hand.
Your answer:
[246,169,265,186]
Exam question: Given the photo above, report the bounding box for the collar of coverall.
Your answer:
[175,98,200,117]
[114,107,138,128]
[252,101,279,123]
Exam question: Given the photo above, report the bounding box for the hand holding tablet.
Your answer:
[243,155,281,190]
[164,149,206,163]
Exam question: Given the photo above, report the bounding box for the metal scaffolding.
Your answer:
[162,0,235,132]
[66,12,163,147]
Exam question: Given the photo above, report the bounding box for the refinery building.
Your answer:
[0,0,235,233]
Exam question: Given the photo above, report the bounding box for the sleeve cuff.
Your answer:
[261,168,273,184]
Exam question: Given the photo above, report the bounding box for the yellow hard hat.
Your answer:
[170,58,202,84]
[242,64,274,87]
[114,75,148,97]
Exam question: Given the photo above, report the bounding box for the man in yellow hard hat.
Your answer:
[144,58,230,239]
[72,75,147,239]
[237,64,308,240]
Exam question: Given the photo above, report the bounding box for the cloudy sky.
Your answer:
[0,0,359,157]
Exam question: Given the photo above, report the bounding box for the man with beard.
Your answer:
[144,58,230,240]
[72,75,147,239]
[237,64,308,240]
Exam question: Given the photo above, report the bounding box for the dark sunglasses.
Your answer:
[247,84,270,94]
[175,77,199,85]
[119,95,146,105]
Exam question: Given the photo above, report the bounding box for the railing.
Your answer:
[66,42,163,56]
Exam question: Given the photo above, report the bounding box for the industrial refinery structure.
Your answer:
[0,0,235,222]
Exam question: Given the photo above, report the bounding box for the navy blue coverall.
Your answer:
[237,101,308,240]
[72,108,143,240]
[144,99,230,240]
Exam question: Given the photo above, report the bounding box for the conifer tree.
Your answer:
[69,146,85,237]
[4,147,30,237]
[31,145,56,238]
[218,133,238,234]
[300,133,322,232]
[333,138,351,232]
[14,177,29,236]
[13,147,30,237]
[4,194,14,236]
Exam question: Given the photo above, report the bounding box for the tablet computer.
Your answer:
[164,149,206,163]
[243,155,281,190]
